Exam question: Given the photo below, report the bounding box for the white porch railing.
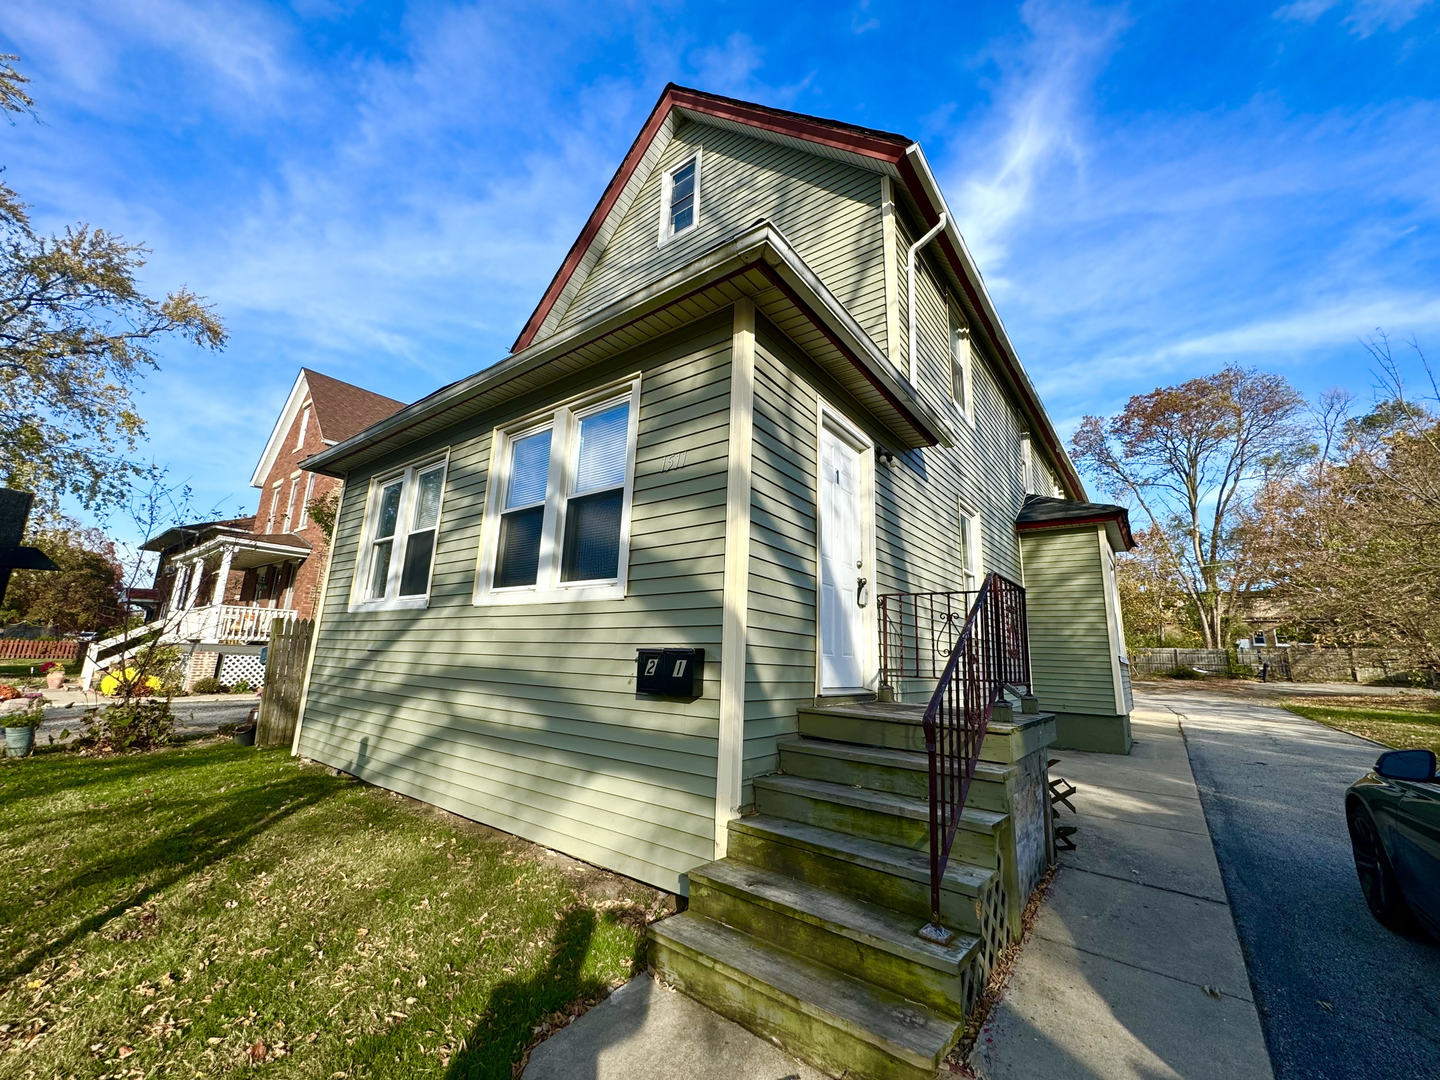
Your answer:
[80,604,299,689]
[176,604,299,645]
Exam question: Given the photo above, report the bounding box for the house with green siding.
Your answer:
[292,86,1135,1078]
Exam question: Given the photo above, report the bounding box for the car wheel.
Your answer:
[1348,802,1416,933]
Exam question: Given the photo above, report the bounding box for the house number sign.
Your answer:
[636,647,705,698]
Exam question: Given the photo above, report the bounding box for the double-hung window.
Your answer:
[478,379,641,605]
[353,456,448,610]
[958,502,983,593]
[659,153,700,243]
[951,324,974,423]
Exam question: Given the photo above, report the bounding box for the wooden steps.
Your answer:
[646,696,1039,1079]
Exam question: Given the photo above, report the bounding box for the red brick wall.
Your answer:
[250,384,343,622]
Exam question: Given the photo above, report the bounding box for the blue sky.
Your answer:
[4,0,1439,540]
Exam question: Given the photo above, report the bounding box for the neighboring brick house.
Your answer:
[83,370,404,689]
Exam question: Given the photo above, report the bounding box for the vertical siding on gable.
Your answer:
[558,119,889,353]
[743,330,821,796]
[1020,528,1122,717]
[297,317,735,894]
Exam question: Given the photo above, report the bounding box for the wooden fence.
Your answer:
[256,618,313,748]
[1130,647,1235,675]
[0,638,84,661]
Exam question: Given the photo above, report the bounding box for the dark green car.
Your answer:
[1347,748,1440,936]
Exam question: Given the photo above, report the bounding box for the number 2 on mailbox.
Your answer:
[635,648,704,698]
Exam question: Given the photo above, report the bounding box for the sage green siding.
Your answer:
[1018,527,1122,717]
[297,317,735,894]
[557,118,889,352]
[743,332,821,794]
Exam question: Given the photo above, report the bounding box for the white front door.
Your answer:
[819,422,868,691]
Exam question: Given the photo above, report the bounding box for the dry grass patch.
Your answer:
[0,742,666,1078]
[1281,693,1440,753]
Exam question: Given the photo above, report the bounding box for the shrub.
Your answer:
[0,695,45,729]
[74,697,175,753]
[99,668,162,697]
[230,678,253,694]
[191,676,227,695]
[0,684,19,701]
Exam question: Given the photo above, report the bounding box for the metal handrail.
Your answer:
[915,572,1030,942]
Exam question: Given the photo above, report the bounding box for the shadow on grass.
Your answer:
[0,742,267,802]
[444,908,605,1080]
[0,765,344,985]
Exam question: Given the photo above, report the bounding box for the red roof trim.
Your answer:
[512,85,910,354]
[1016,513,1135,549]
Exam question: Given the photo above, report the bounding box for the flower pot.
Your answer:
[5,726,35,758]
[45,671,64,690]
[233,723,257,747]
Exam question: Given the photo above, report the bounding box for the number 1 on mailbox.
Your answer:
[635,647,704,698]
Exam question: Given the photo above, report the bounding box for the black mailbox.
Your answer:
[636,647,704,698]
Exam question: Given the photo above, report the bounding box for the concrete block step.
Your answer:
[726,815,996,935]
[649,912,962,1080]
[797,702,1055,764]
[689,859,982,1015]
[754,774,1006,867]
[779,737,1016,811]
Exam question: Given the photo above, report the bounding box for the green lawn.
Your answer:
[0,743,664,1078]
[1282,695,1440,753]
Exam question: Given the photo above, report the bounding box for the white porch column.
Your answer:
[210,545,235,607]
[167,560,187,612]
[184,559,205,609]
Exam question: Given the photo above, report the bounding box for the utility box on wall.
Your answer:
[636,648,704,699]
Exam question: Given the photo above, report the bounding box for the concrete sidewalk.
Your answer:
[971,699,1273,1080]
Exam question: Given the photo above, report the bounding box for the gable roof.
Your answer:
[140,516,256,554]
[1016,495,1136,551]
[513,84,1085,499]
[249,369,406,487]
[304,223,953,478]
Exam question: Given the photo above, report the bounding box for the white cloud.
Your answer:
[945,0,1129,275]
[1274,0,1436,35]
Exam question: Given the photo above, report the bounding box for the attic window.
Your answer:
[659,154,700,243]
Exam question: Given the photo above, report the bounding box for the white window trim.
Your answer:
[951,324,976,427]
[282,477,299,533]
[348,449,450,613]
[266,481,281,532]
[1019,432,1033,495]
[657,150,702,246]
[295,403,311,450]
[958,500,983,592]
[475,376,642,607]
[298,472,316,529]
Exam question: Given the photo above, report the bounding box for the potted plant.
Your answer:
[41,661,65,690]
[2,690,46,758]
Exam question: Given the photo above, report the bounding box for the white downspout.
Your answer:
[906,212,948,385]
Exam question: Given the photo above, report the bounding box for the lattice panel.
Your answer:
[219,653,266,687]
[974,876,1010,988]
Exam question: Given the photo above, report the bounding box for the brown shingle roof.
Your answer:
[302,368,406,443]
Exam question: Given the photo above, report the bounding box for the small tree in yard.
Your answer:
[1250,335,1440,673]
[0,56,225,517]
[0,520,124,633]
[1072,366,1310,649]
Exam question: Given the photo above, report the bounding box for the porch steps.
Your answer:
[687,859,981,1014]
[648,698,1040,1080]
[726,814,995,935]
[649,914,962,1080]
[753,774,1006,867]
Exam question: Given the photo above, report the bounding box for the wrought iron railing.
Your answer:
[887,574,1029,942]
[878,588,980,684]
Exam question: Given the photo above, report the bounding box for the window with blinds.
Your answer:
[659,154,700,243]
[354,456,448,609]
[479,378,641,605]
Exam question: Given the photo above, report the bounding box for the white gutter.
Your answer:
[906,212,947,385]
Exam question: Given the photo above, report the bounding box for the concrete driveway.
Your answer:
[1152,686,1440,1080]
